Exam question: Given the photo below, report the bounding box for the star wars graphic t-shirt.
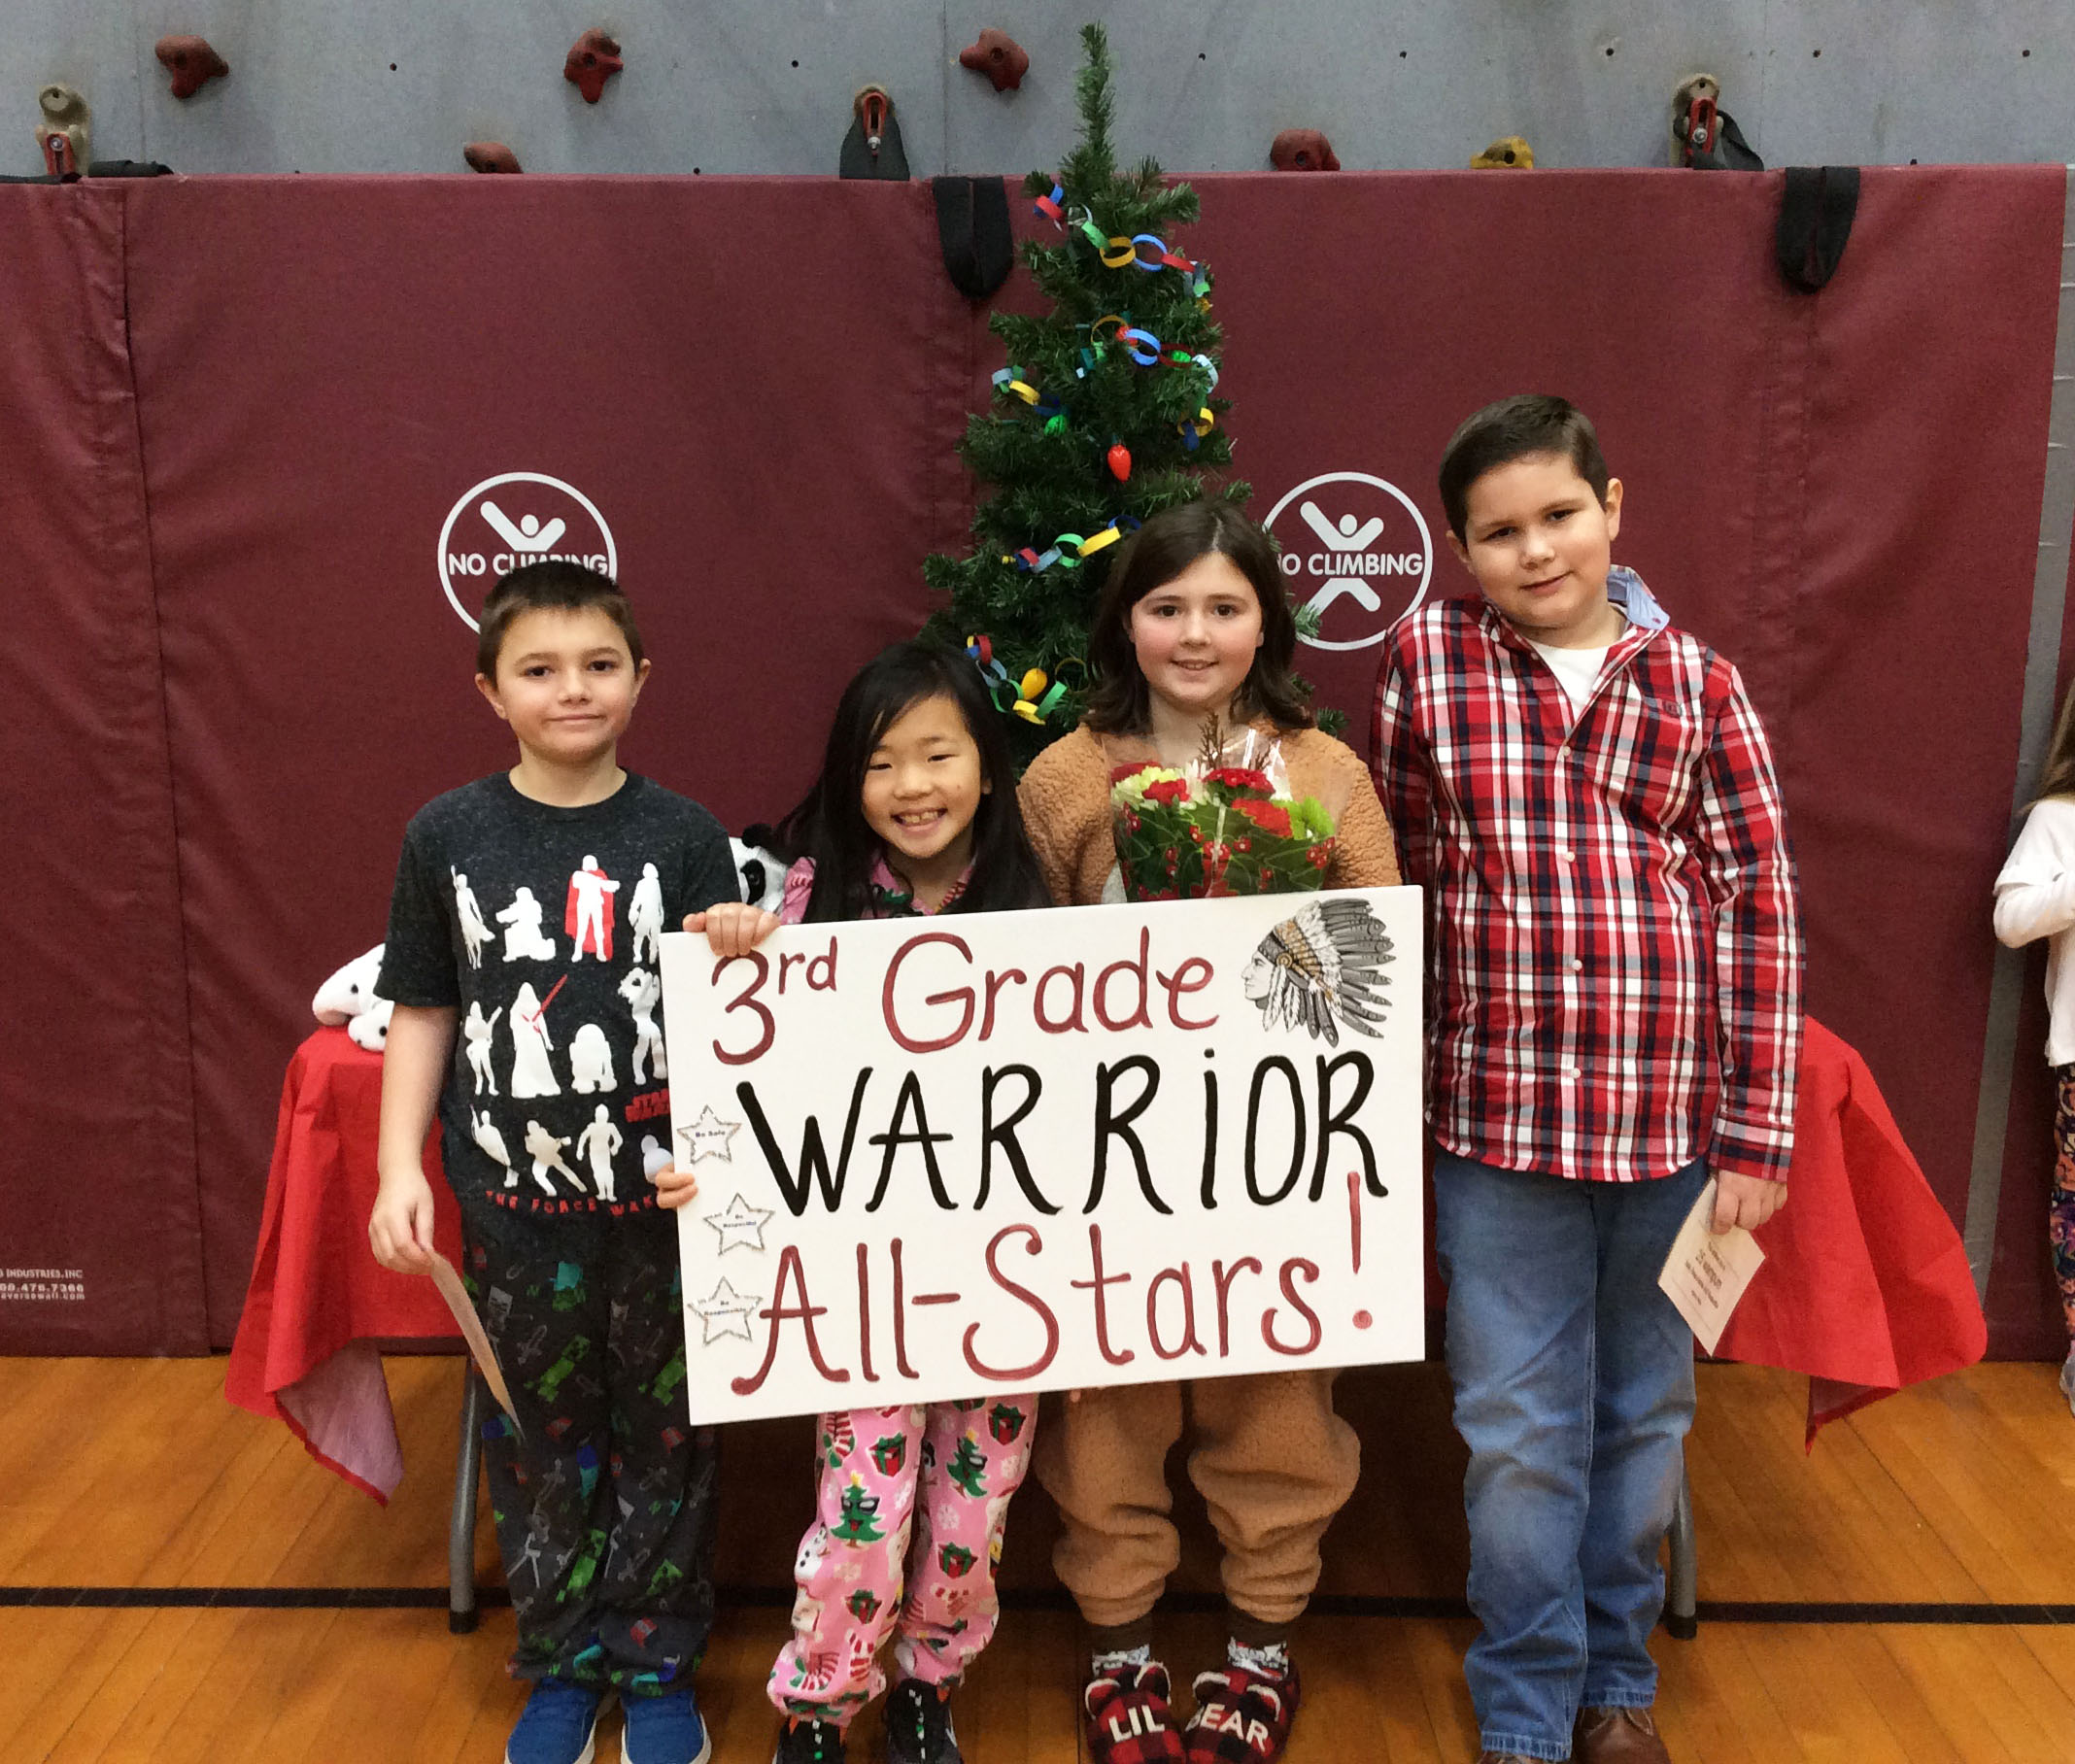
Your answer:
[379,772,739,1219]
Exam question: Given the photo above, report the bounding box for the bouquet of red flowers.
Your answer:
[1107,728,1341,900]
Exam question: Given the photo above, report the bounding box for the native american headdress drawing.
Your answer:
[1242,899,1393,1045]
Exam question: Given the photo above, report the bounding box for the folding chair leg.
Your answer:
[1663,1456,1698,1639]
[449,1365,484,1634]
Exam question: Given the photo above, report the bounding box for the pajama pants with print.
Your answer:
[459,1201,720,1693]
[768,1395,1038,1724]
[2054,1069,2075,1343]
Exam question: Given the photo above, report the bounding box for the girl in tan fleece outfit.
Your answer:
[1016,499,1400,1764]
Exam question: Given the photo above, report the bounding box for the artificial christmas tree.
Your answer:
[922,22,1243,769]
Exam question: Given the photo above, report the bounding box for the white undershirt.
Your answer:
[1528,623,1622,718]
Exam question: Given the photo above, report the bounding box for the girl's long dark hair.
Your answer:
[774,641,1049,921]
[2038,678,2075,804]
[1083,497,1314,735]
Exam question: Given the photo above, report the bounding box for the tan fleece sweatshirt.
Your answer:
[1017,721,1401,907]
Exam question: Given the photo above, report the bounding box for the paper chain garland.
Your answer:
[966,634,1087,723]
[995,513,1140,577]
[1037,182,1208,288]
[971,174,1220,729]
[993,337,1218,449]
[1010,181,1223,449]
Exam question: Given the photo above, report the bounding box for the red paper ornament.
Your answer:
[1106,442,1132,482]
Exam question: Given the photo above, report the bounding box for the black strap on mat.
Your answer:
[838,111,909,181]
[934,176,1013,300]
[1777,166,1860,291]
[0,160,172,183]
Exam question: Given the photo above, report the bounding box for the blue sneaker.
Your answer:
[506,1679,603,1764]
[623,1688,713,1764]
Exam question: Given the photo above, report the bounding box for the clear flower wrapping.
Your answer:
[1105,721,1344,900]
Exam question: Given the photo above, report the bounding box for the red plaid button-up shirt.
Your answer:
[1371,569,1801,1184]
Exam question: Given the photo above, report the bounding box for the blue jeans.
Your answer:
[1432,1151,1706,1762]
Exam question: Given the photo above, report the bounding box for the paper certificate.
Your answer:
[430,1254,520,1424]
[1657,1178,1765,1354]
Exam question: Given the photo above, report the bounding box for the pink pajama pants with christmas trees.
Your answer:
[768,1394,1038,1723]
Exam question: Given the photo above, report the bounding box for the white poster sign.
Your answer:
[658,887,1424,1423]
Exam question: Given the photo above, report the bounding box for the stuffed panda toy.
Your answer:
[312,944,394,1052]
[731,825,788,913]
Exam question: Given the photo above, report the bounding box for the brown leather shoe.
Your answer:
[1475,1753,1539,1763]
[1574,1705,1671,1763]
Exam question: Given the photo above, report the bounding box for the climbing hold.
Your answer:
[463,141,523,173]
[959,29,1030,92]
[1672,72,1762,170]
[839,85,909,179]
[860,86,889,153]
[154,36,228,99]
[564,29,624,104]
[1471,135,1534,169]
[153,36,227,100]
[35,85,89,176]
[1270,128,1339,171]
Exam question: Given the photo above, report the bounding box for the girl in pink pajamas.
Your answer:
[777,1396,1037,1740]
[659,644,1052,1763]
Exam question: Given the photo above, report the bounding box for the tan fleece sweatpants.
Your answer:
[1035,1370,1360,1629]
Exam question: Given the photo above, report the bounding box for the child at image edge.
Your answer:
[658,641,1052,1764]
[1991,677,2075,1415]
[1015,497,1401,1764]
[370,561,740,1764]
[1371,396,1802,1764]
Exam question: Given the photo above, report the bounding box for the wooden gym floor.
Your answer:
[2,1356,2074,1761]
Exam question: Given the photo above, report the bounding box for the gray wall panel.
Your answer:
[1753,0,2065,168]
[5,4,2075,178]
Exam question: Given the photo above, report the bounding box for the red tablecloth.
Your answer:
[1716,1016,1989,1444]
[224,1027,460,1500]
[228,1019,1986,1497]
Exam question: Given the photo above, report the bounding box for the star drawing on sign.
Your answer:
[691,1277,761,1344]
[678,1104,743,1165]
[703,1192,774,1255]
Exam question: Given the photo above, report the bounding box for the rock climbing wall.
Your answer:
[7,1,2075,179]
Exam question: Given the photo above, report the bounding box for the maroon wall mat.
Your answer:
[0,166,2066,1354]
[1179,167,2064,1351]
[0,187,207,1352]
[119,177,967,1346]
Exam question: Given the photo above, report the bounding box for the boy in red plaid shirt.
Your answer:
[1371,396,1801,1764]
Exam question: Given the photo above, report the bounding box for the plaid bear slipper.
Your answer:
[1182,1661,1300,1764]
[1083,1662,1186,1764]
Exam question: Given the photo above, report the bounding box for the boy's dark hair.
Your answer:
[774,641,1049,921]
[1083,498,1313,734]
[1437,394,1610,540]
[475,560,645,677]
